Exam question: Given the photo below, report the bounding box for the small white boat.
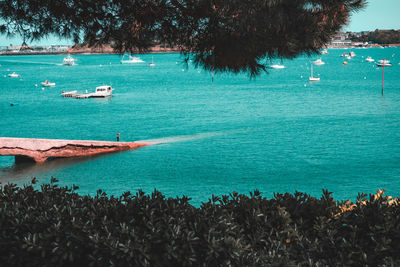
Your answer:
[312,58,325,65]
[63,55,76,66]
[376,60,392,67]
[8,72,20,78]
[350,51,356,57]
[320,49,329,54]
[309,64,320,81]
[365,56,374,62]
[309,77,320,81]
[74,85,114,98]
[270,64,285,69]
[120,54,144,64]
[61,90,78,97]
[148,56,155,67]
[41,80,56,87]
[90,85,114,97]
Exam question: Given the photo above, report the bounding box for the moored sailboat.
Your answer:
[309,64,320,81]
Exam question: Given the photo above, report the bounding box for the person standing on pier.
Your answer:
[116,132,120,142]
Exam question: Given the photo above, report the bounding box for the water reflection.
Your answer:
[0,153,115,183]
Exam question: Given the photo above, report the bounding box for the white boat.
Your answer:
[365,56,374,62]
[312,58,325,65]
[309,64,320,81]
[74,85,114,98]
[148,56,155,67]
[346,55,352,60]
[376,60,392,67]
[320,49,329,54]
[90,85,114,97]
[61,90,77,97]
[41,80,56,87]
[8,72,20,78]
[120,54,144,64]
[350,51,356,57]
[63,55,76,66]
[270,64,285,69]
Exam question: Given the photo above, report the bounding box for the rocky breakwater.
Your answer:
[0,137,153,163]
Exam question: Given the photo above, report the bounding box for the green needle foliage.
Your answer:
[0,0,366,76]
[0,178,399,266]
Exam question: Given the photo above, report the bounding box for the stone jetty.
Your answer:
[0,137,153,163]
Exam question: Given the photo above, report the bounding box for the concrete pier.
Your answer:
[0,137,153,163]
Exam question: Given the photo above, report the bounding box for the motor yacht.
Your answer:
[8,72,20,78]
[365,56,375,62]
[270,64,285,69]
[312,58,325,65]
[74,85,114,98]
[63,55,76,66]
[41,80,56,87]
[320,49,329,54]
[120,54,144,64]
[376,60,392,67]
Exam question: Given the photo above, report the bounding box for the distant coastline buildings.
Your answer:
[328,29,400,48]
[0,44,71,55]
[328,32,370,47]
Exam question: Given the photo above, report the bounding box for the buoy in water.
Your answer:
[343,62,348,65]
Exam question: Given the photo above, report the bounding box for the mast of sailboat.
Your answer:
[109,61,112,86]
[311,63,313,77]
[382,59,385,96]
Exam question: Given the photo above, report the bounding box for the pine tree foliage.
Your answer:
[0,0,366,76]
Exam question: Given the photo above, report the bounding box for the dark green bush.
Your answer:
[0,178,399,266]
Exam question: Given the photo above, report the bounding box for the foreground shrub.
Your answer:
[0,178,399,266]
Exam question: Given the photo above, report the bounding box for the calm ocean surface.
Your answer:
[1,48,399,204]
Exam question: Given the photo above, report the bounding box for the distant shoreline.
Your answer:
[1,44,399,57]
[0,46,181,56]
[326,43,400,49]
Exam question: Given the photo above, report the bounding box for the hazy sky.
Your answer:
[1,0,400,46]
[344,0,400,32]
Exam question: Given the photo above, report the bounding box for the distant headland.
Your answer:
[1,29,399,56]
[0,43,180,56]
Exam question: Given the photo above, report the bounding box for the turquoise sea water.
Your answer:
[1,48,399,204]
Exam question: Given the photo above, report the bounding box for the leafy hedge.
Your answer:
[0,178,399,266]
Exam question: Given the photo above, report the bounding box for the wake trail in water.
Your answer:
[0,59,61,66]
[136,131,228,145]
